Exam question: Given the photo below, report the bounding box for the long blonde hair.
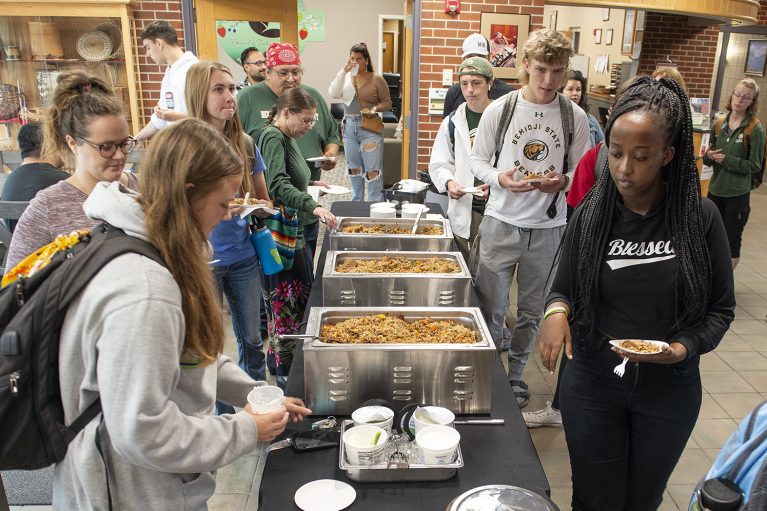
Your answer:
[185,61,256,197]
[138,118,243,365]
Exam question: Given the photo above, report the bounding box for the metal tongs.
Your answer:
[386,433,409,469]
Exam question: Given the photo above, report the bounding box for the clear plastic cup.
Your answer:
[247,385,284,414]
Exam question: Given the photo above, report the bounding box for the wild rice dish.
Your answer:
[340,224,444,235]
[231,197,269,206]
[319,314,476,344]
[618,339,662,354]
[335,255,460,274]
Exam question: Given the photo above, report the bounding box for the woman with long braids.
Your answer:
[538,76,735,510]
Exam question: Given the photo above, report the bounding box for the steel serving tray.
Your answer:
[322,251,472,307]
[338,420,462,482]
[303,307,495,415]
[329,217,453,252]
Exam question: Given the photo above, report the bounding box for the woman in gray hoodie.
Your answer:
[53,118,310,510]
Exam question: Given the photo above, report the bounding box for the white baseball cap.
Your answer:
[462,33,489,58]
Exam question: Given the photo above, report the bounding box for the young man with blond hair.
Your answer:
[470,29,590,407]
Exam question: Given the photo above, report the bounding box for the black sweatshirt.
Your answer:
[547,195,735,364]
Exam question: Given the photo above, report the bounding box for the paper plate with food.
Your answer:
[518,172,546,183]
[461,185,486,197]
[230,197,279,217]
[306,156,337,162]
[609,339,670,356]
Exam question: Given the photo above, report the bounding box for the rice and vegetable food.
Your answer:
[319,314,476,344]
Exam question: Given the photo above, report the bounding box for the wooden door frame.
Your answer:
[377,14,405,75]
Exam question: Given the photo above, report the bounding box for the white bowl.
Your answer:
[401,204,429,219]
[416,425,460,465]
[343,425,388,465]
[370,206,396,219]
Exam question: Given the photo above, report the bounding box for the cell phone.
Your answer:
[291,428,341,452]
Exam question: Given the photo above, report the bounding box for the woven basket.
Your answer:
[0,84,21,121]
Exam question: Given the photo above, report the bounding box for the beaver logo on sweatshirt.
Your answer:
[606,238,676,270]
[523,140,548,161]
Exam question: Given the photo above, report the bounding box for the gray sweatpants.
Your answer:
[473,216,565,381]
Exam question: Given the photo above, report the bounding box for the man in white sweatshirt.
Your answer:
[135,21,198,142]
[470,29,590,407]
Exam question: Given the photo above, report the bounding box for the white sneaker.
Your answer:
[523,401,562,428]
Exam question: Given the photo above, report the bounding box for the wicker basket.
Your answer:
[0,84,21,121]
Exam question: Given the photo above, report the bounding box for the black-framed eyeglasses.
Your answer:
[78,137,137,158]
[245,60,266,66]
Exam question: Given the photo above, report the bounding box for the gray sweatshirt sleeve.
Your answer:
[94,286,259,473]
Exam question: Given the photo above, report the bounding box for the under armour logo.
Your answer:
[534,112,543,117]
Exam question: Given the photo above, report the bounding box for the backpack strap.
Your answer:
[494,90,519,167]
[448,110,457,153]
[546,92,575,219]
[742,117,760,156]
[594,143,609,180]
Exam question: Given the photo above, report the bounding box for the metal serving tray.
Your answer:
[339,420,462,482]
[303,307,495,415]
[322,251,472,307]
[329,217,453,252]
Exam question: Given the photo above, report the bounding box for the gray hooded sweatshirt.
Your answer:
[53,182,264,510]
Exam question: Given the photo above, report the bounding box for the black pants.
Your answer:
[708,192,750,258]
[559,343,701,511]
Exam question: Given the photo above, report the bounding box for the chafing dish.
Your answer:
[322,251,472,306]
[329,217,453,252]
[302,307,495,415]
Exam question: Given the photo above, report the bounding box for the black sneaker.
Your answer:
[509,380,530,408]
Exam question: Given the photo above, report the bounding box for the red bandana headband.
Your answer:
[266,42,300,68]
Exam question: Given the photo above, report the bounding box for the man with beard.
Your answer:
[237,47,267,90]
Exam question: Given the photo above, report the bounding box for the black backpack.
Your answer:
[0,222,164,470]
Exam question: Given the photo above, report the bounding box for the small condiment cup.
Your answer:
[416,425,460,465]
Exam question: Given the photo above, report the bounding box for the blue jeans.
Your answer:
[560,341,701,510]
[344,116,384,202]
[213,256,265,414]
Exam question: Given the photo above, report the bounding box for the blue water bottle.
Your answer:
[251,225,283,275]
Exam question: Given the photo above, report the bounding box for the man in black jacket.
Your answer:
[441,33,515,118]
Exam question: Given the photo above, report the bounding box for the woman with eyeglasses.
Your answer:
[6,70,138,271]
[257,87,336,388]
[328,42,392,202]
[704,78,765,269]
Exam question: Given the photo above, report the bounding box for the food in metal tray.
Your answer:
[335,255,460,274]
[340,224,444,235]
[319,314,476,344]
[618,339,662,354]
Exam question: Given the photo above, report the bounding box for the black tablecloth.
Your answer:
[258,201,550,510]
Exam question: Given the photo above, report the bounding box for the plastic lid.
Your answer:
[700,478,743,510]
[449,485,559,511]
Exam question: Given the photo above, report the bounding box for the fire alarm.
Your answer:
[445,0,460,15]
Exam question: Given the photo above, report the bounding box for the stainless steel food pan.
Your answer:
[329,217,453,252]
[322,251,472,307]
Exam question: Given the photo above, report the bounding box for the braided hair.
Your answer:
[572,76,711,351]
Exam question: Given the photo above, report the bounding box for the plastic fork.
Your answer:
[613,356,629,378]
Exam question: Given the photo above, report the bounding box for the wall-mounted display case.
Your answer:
[0,1,141,152]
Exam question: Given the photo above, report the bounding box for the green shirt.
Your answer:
[258,125,320,249]
[465,106,487,215]
[704,113,766,197]
[238,82,340,225]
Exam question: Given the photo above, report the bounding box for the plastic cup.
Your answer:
[412,406,455,434]
[370,203,396,218]
[416,425,460,465]
[343,425,388,465]
[246,385,284,414]
[401,204,429,219]
[352,406,395,434]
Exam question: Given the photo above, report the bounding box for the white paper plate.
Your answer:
[237,204,279,217]
[609,339,669,355]
[321,185,350,195]
[294,479,356,511]
[461,186,486,197]
[306,156,336,162]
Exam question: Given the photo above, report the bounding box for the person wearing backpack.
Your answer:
[428,57,492,261]
[52,119,310,509]
[704,78,765,270]
[470,29,590,407]
[539,77,735,510]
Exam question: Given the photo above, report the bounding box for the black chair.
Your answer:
[0,200,30,274]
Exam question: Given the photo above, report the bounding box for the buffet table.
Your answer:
[257,201,550,510]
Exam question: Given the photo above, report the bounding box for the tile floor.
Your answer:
[8,178,765,511]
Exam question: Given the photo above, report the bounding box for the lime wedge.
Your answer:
[372,431,382,446]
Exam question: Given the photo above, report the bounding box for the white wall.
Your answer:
[300,0,405,104]
[543,4,632,87]
[717,32,767,126]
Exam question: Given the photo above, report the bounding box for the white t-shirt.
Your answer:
[150,51,199,130]
[470,88,590,228]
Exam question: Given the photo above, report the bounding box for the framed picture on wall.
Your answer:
[605,29,613,46]
[594,29,602,44]
[621,9,636,55]
[480,12,530,79]
[744,39,767,77]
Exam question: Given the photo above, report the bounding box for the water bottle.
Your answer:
[251,226,283,275]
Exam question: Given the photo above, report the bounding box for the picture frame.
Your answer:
[549,11,557,31]
[603,8,610,22]
[621,9,636,55]
[594,29,602,45]
[744,39,767,77]
[480,12,530,79]
[605,29,613,46]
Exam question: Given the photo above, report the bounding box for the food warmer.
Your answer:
[328,217,453,252]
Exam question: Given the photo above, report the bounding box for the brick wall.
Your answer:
[416,0,545,169]
[758,0,767,26]
[133,1,186,125]
[636,12,718,98]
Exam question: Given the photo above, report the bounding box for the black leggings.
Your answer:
[708,192,750,258]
